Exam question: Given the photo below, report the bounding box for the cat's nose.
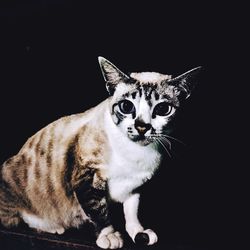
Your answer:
[134,120,152,135]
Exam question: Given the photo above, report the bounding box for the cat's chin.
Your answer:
[129,135,153,146]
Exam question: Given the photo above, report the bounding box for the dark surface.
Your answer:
[0,223,212,250]
[0,1,247,250]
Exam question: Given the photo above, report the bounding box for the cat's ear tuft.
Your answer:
[168,66,202,99]
[98,56,130,95]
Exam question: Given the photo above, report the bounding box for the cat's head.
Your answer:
[98,57,201,146]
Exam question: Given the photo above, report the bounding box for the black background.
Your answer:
[0,1,247,249]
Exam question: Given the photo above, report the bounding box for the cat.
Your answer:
[0,57,201,249]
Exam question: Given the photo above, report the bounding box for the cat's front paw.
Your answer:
[134,229,158,246]
[96,226,123,249]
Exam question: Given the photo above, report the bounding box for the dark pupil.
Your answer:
[119,100,134,114]
[154,102,171,116]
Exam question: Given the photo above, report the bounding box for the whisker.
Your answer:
[160,137,172,150]
[150,135,172,149]
[156,138,172,158]
[160,134,186,146]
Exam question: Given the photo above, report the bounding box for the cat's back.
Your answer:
[2,98,108,178]
[21,105,96,153]
[18,99,108,158]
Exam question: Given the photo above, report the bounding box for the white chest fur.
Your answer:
[108,147,161,202]
[104,110,161,203]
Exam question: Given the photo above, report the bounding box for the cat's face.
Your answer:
[99,57,201,146]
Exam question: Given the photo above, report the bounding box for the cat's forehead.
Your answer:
[113,72,179,106]
[130,72,172,83]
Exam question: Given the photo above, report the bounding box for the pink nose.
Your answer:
[134,120,152,135]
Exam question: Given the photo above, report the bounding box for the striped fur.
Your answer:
[0,57,200,249]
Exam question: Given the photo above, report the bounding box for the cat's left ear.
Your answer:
[168,66,202,99]
[98,56,130,95]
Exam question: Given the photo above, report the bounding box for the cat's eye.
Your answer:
[153,102,172,116]
[118,100,135,114]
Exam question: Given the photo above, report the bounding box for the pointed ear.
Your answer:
[98,56,130,95]
[168,66,202,99]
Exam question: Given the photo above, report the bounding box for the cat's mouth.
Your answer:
[129,134,154,146]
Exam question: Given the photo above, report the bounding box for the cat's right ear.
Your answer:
[98,57,130,95]
[167,66,202,99]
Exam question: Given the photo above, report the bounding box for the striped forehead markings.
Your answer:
[131,92,137,99]
[154,91,159,100]
[122,84,159,108]
[123,84,158,99]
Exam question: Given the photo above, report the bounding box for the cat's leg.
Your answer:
[75,173,123,249]
[0,171,21,228]
[80,192,123,249]
[123,193,158,246]
[0,207,21,228]
[0,194,21,228]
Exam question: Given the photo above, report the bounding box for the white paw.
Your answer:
[96,231,123,249]
[134,229,158,245]
[40,227,65,235]
[143,229,158,245]
[56,227,65,235]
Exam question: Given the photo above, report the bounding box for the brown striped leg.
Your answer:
[75,175,123,249]
[0,174,21,228]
